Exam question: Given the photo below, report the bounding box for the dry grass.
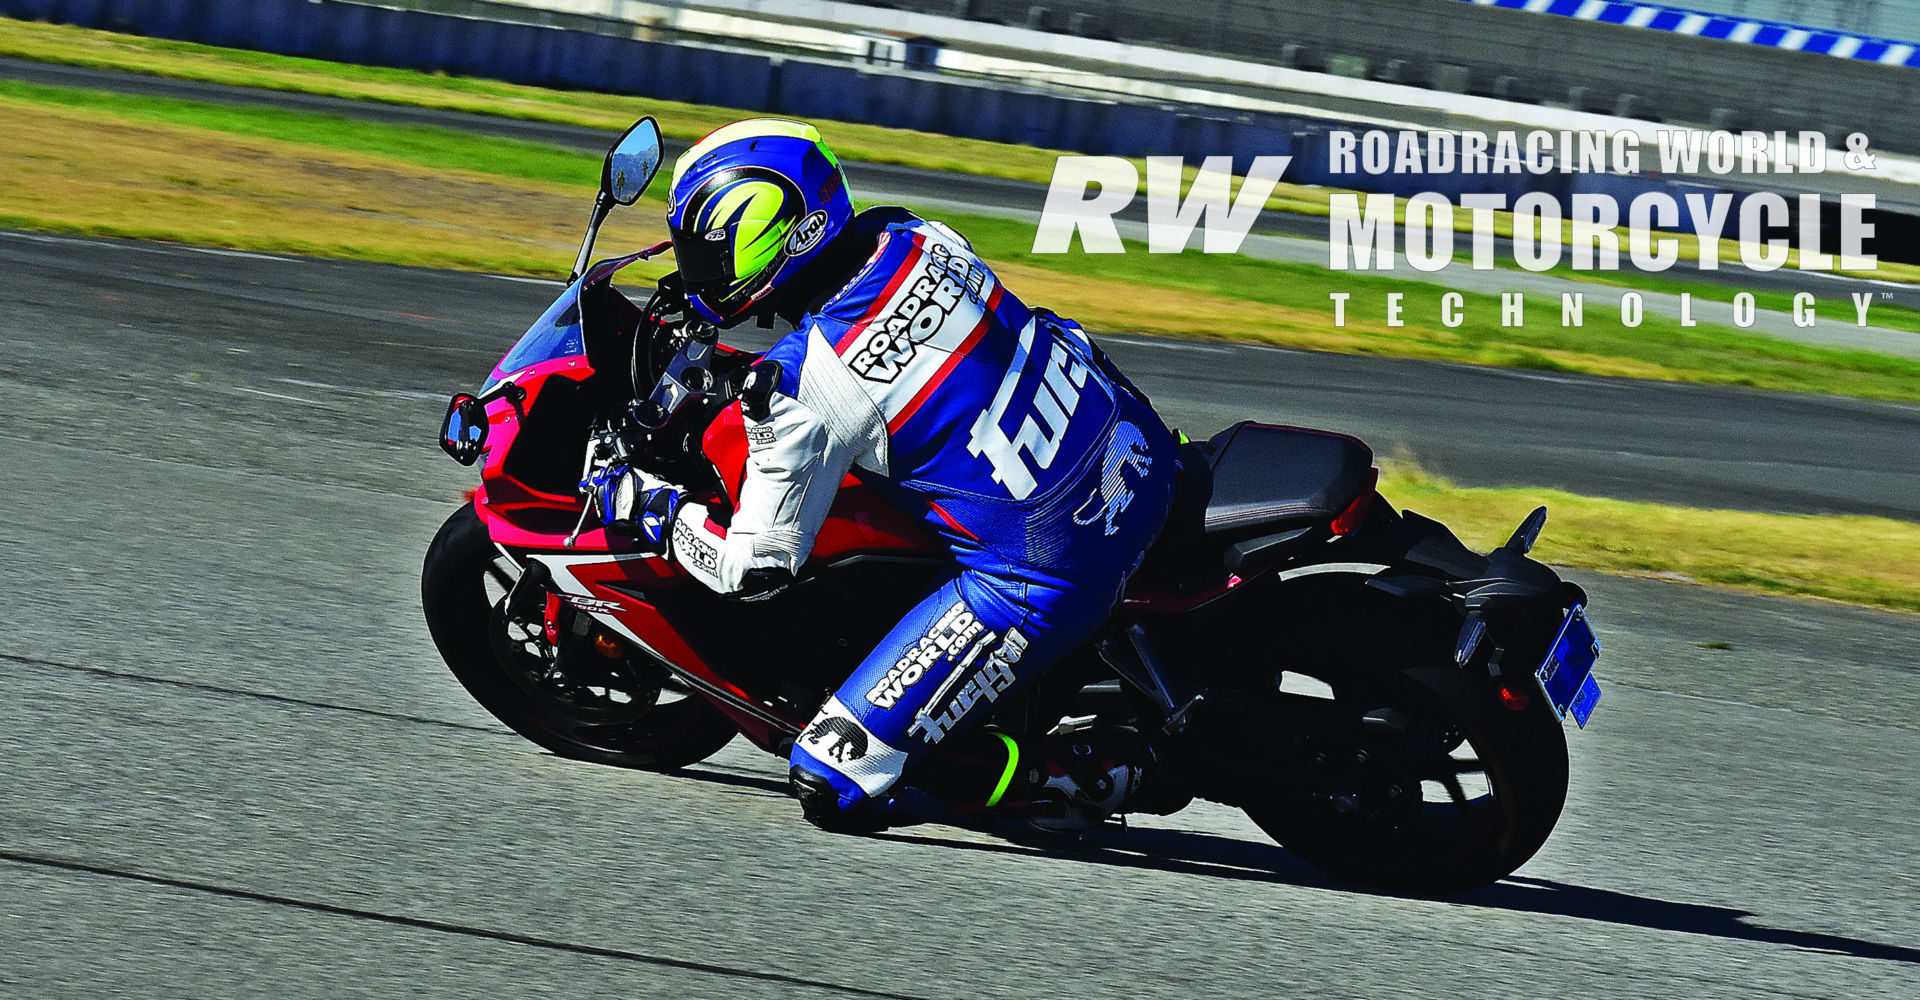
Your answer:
[1381,463,1920,613]
[0,95,676,273]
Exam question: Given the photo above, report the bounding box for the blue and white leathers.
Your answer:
[666,215,1177,811]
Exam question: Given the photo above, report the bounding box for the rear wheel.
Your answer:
[421,503,737,770]
[1243,664,1568,893]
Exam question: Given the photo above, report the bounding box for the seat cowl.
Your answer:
[1201,422,1374,537]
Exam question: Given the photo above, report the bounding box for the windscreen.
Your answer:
[488,284,586,388]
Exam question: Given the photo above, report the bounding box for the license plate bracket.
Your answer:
[1537,605,1602,728]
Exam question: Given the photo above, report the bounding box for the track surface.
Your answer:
[2,233,1917,999]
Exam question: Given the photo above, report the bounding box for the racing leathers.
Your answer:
[665,212,1178,817]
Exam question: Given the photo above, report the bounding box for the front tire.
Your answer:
[421,502,737,771]
[1244,665,1569,893]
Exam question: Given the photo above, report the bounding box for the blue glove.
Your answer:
[591,464,682,551]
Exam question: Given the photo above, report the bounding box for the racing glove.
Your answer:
[591,464,682,552]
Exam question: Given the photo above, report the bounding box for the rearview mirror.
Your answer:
[603,117,663,206]
[439,393,488,465]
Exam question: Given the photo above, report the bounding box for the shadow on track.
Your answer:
[863,824,1919,966]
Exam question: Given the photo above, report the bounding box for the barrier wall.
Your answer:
[866,0,1920,154]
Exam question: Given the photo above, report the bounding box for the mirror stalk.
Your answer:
[568,189,614,285]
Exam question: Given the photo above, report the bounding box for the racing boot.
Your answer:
[1022,732,1150,833]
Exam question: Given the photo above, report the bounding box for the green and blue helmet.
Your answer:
[667,118,853,325]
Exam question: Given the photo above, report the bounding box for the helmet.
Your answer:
[667,119,853,325]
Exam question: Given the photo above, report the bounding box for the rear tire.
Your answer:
[421,503,737,771]
[1244,665,1568,893]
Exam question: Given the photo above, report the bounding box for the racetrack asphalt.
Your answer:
[1,231,1916,999]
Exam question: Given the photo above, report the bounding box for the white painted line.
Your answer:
[1480,368,1581,384]
[169,245,292,263]
[0,229,290,262]
[230,386,335,407]
[1102,336,1232,354]
[484,273,563,286]
[277,377,446,400]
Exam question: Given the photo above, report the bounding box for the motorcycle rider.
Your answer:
[599,118,1179,832]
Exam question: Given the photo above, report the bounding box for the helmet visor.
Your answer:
[672,222,736,294]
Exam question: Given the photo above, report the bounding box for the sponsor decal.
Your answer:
[703,229,728,242]
[746,423,777,447]
[671,517,719,573]
[803,715,870,763]
[786,209,830,255]
[848,243,987,383]
[865,601,991,710]
[563,594,624,615]
[967,330,1091,501]
[910,628,1029,744]
[1072,421,1153,536]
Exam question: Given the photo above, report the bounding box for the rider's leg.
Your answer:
[788,567,1130,828]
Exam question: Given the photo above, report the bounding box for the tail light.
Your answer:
[1330,468,1380,535]
[1498,683,1533,712]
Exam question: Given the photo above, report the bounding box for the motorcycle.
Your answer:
[421,119,1604,893]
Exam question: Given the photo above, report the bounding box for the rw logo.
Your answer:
[1032,155,1293,255]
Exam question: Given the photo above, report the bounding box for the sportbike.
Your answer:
[422,119,1603,892]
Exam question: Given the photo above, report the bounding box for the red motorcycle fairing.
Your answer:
[479,388,943,751]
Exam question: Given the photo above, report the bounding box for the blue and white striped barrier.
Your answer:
[1459,0,1920,68]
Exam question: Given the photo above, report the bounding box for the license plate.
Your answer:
[1537,605,1602,728]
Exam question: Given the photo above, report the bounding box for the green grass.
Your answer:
[0,78,602,185]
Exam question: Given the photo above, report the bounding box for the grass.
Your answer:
[3,80,1919,402]
[1380,462,1920,614]
[7,17,1917,284]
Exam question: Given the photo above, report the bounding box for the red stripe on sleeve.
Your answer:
[832,241,926,355]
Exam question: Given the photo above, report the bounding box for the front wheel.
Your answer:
[421,503,738,770]
[1243,665,1569,893]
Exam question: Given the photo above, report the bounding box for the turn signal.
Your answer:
[1497,683,1533,712]
[593,633,624,658]
[1330,469,1381,535]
